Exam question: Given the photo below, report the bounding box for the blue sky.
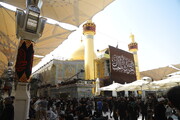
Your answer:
[92,0,180,71]
[1,0,180,72]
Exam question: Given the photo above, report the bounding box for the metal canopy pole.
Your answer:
[14,0,46,119]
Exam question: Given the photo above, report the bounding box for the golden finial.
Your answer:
[130,33,135,43]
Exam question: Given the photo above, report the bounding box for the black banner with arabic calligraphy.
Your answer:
[15,40,34,82]
[109,46,136,84]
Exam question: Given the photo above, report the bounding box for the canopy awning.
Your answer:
[0,7,73,75]
[140,66,179,80]
[0,0,115,27]
[99,81,123,91]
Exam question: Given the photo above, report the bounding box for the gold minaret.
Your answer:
[128,33,141,80]
[83,20,96,80]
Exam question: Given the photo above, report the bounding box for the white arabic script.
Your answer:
[111,55,135,74]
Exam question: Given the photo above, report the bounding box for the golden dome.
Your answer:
[69,41,97,60]
[69,42,85,60]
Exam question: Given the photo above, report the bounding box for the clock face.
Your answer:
[129,45,138,50]
[86,26,91,30]
[84,26,95,31]
[128,43,138,50]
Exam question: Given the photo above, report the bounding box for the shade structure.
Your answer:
[150,79,171,88]
[140,66,179,80]
[150,75,180,90]
[0,7,73,75]
[35,23,74,56]
[116,80,150,91]
[99,81,121,97]
[0,7,18,75]
[167,75,180,85]
[0,0,115,27]
[99,81,123,91]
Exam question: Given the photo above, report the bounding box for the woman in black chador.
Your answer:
[1,97,14,120]
[139,100,148,120]
[167,86,180,120]
[154,97,167,120]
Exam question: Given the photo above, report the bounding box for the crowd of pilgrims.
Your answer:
[0,95,179,120]
[26,95,180,120]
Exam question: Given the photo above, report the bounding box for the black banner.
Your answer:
[109,46,136,84]
[15,40,34,82]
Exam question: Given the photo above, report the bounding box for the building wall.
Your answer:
[33,59,84,85]
[54,60,84,83]
[94,59,110,79]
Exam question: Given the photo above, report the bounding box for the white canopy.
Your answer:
[99,81,123,91]
[150,75,180,90]
[98,74,180,93]
[1,0,115,27]
[116,80,150,91]
[166,74,180,84]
